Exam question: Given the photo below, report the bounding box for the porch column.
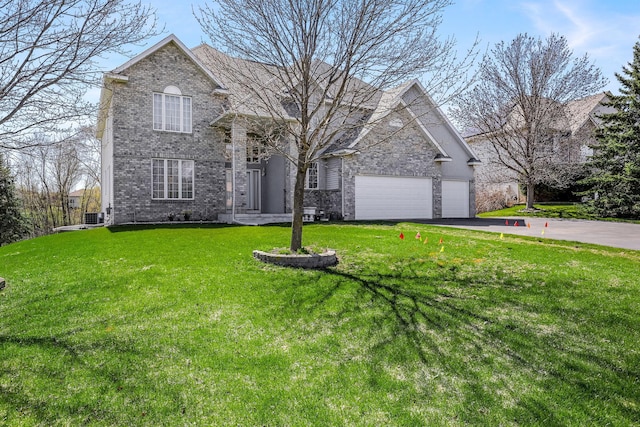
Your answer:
[231,119,247,214]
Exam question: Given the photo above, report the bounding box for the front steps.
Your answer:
[219,213,293,225]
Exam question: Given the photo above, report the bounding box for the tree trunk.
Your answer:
[290,162,308,252]
[526,181,535,209]
[61,193,70,226]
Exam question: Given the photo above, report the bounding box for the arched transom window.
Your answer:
[153,86,192,133]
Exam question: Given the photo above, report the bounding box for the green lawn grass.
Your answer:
[1,223,639,425]
[478,203,640,223]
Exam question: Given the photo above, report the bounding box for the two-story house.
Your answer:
[98,35,480,225]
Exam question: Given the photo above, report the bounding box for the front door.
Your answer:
[246,169,261,212]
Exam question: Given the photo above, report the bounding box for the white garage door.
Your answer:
[442,180,469,218]
[355,175,432,220]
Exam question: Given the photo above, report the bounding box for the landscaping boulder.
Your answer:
[253,250,338,269]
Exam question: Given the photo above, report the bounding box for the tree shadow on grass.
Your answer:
[279,259,640,424]
[0,332,179,425]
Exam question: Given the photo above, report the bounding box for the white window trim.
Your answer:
[151,158,195,200]
[305,162,319,190]
[152,89,192,134]
[246,135,268,163]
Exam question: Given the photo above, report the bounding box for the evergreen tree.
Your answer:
[0,154,28,245]
[580,39,640,219]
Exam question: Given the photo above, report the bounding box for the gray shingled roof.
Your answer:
[177,41,477,162]
[465,92,610,139]
[192,44,389,125]
[192,44,291,121]
[565,92,609,134]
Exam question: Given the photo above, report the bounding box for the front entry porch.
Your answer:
[218,212,293,225]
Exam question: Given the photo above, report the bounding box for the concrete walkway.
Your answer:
[53,224,104,232]
[417,217,640,251]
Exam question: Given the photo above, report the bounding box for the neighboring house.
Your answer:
[97,34,480,225]
[68,189,84,210]
[467,92,613,205]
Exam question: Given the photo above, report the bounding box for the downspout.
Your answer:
[341,156,345,219]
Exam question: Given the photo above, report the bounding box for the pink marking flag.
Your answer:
[415,232,421,240]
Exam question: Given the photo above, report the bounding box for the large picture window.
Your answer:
[152,159,194,199]
[153,86,192,133]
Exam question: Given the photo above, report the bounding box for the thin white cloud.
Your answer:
[520,0,640,91]
[522,0,640,51]
[521,0,598,48]
[552,0,597,49]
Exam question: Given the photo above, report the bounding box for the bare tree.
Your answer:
[50,140,83,225]
[0,0,160,151]
[14,139,59,233]
[451,33,606,209]
[12,125,101,233]
[196,0,477,251]
[75,126,101,186]
[74,126,102,223]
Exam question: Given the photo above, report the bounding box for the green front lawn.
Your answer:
[1,224,639,425]
[478,202,640,223]
[477,203,586,219]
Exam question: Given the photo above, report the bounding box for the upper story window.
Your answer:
[153,86,192,133]
[305,162,319,189]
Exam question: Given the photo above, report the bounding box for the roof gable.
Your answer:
[96,35,229,139]
[112,34,226,90]
[565,92,609,134]
[347,80,479,162]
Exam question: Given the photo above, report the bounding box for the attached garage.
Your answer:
[442,180,470,218]
[355,175,432,220]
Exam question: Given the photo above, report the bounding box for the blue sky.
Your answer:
[439,0,640,94]
[100,0,640,96]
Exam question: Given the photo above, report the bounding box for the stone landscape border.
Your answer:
[253,250,338,269]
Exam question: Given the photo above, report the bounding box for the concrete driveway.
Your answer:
[417,217,640,251]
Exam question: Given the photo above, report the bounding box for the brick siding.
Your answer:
[109,42,226,223]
